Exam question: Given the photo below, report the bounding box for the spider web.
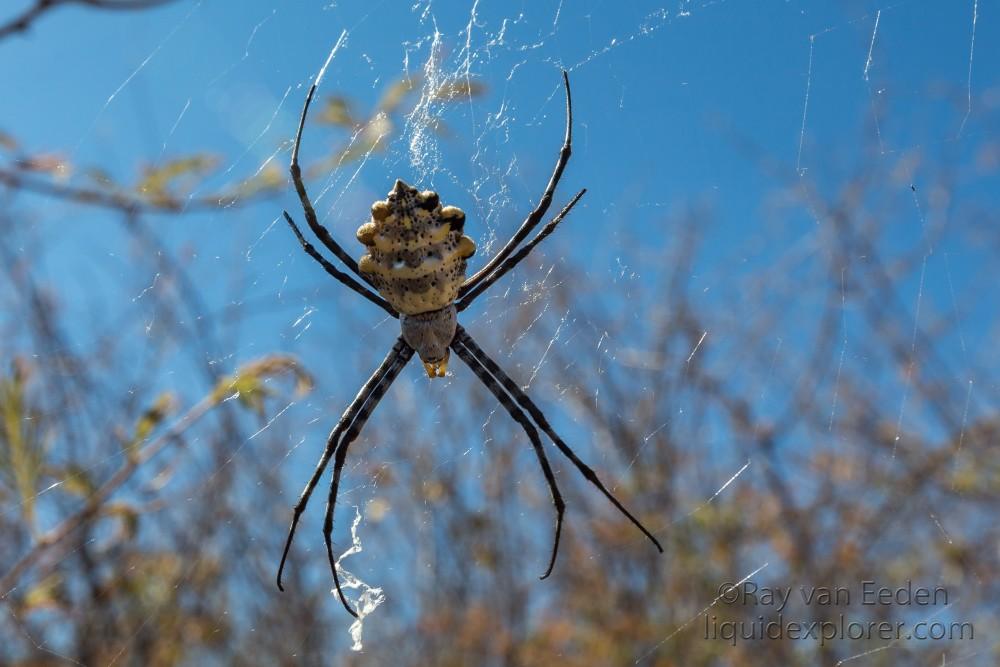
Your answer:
[1,0,998,664]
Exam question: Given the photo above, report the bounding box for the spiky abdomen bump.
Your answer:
[357,180,476,315]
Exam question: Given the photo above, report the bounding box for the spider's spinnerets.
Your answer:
[356,179,476,317]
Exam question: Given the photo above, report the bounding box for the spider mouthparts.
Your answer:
[423,355,449,378]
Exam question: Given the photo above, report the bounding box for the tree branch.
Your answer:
[0,393,213,596]
[0,166,269,215]
[0,0,182,41]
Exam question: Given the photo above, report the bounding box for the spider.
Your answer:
[276,70,663,618]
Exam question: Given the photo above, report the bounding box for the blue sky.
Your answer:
[2,0,994,454]
[2,0,997,635]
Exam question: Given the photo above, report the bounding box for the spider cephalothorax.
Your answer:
[355,180,475,377]
[277,69,663,619]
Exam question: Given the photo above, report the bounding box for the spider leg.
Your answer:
[283,211,397,318]
[456,188,586,312]
[276,338,411,597]
[289,78,375,287]
[324,341,414,617]
[454,326,664,553]
[459,71,575,298]
[451,339,565,579]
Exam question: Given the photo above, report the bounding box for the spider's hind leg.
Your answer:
[455,326,664,554]
[451,338,566,579]
[277,338,412,619]
[322,341,414,617]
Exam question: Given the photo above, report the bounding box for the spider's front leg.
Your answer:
[456,188,585,311]
[283,212,397,317]
[459,71,578,303]
[283,63,398,316]
[289,77,370,283]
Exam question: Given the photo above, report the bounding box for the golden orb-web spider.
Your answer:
[277,70,663,617]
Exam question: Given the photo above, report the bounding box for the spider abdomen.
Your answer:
[357,180,475,315]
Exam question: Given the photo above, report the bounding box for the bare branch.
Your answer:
[0,0,182,41]
[0,166,272,215]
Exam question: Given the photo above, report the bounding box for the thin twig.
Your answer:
[0,391,216,595]
[0,166,271,215]
[0,0,181,40]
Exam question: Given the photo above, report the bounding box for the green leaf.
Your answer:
[211,163,285,205]
[211,355,314,417]
[127,393,178,461]
[52,463,97,498]
[377,75,420,114]
[135,393,177,440]
[0,359,44,528]
[433,78,486,102]
[82,167,115,188]
[0,130,18,152]
[136,154,220,204]
[307,114,392,177]
[317,96,357,128]
[234,373,270,417]
[105,502,141,541]
[23,573,64,612]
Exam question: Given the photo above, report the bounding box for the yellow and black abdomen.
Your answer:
[357,180,476,316]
